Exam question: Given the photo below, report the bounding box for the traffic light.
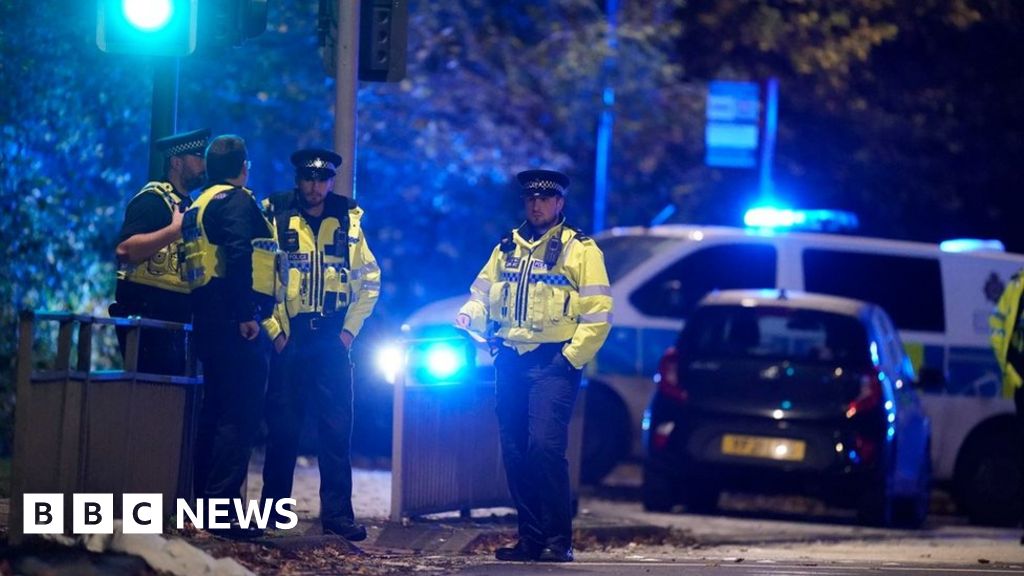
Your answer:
[318,0,407,82]
[358,0,407,82]
[96,0,198,57]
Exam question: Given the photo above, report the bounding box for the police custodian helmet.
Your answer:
[517,169,570,198]
[291,148,342,181]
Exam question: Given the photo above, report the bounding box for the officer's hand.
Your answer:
[169,205,184,236]
[340,330,354,350]
[455,313,471,330]
[239,320,260,341]
[273,333,288,353]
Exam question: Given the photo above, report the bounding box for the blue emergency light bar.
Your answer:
[744,207,859,232]
[939,238,1006,253]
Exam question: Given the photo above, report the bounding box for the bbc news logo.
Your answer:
[24,494,298,534]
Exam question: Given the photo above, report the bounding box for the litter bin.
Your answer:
[390,336,584,521]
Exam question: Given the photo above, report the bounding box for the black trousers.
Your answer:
[261,326,355,525]
[494,342,582,551]
[192,319,269,504]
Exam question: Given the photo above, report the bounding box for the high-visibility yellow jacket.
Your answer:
[262,192,380,340]
[990,270,1024,397]
[459,220,613,369]
[117,181,191,294]
[181,184,283,331]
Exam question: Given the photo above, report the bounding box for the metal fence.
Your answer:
[9,311,200,544]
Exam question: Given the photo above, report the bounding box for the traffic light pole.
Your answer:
[148,58,180,180]
[332,0,360,199]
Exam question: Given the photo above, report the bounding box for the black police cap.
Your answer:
[154,128,210,157]
[291,148,342,181]
[516,169,570,197]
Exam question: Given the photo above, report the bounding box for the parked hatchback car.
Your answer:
[642,289,931,527]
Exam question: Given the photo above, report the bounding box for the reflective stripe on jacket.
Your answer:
[459,220,613,369]
[117,181,191,294]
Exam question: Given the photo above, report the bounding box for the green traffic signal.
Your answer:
[96,0,197,57]
[122,0,174,31]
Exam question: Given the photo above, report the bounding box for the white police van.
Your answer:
[395,208,1024,525]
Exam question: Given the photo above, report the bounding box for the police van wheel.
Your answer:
[957,439,1021,526]
[581,383,630,485]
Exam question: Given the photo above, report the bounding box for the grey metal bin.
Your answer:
[390,336,584,521]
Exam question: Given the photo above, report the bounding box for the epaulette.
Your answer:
[266,191,295,216]
[499,231,515,253]
[565,224,592,243]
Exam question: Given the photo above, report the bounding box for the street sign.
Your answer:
[705,80,761,168]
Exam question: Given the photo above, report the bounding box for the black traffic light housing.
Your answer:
[318,0,407,82]
[196,0,268,54]
[96,0,199,57]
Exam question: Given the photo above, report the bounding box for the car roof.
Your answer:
[698,289,873,319]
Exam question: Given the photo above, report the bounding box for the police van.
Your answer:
[396,209,1024,525]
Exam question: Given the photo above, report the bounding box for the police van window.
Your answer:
[803,249,945,332]
[598,236,681,283]
[629,243,777,319]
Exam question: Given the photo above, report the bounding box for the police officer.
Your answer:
[456,169,613,562]
[989,271,1024,545]
[181,134,281,540]
[260,149,380,540]
[111,128,209,374]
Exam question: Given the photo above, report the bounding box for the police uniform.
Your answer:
[989,271,1024,538]
[180,148,281,513]
[259,149,380,538]
[459,170,613,561]
[110,128,209,374]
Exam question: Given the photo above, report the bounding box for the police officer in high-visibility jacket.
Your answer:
[181,134,281,540]
[110,128,209,374]
[456,169,612,563]
[989,270,1024,544]
[258,149,380,541]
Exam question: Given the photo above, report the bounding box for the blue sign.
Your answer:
[706,81,761,168]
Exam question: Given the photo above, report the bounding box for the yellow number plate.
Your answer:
[721,434,806,462]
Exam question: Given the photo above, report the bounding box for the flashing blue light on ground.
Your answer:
[422,342,465,381]
[939,238,1006,253]
[123,0,174,30]
[743,207,859,232]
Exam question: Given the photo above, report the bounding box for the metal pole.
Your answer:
[593,0,618,233]
[149,58,180,180]
[333,0,361,199]
[758,77,778,198]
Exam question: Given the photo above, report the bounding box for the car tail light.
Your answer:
[656,346,687,405]
[845,369,883,419]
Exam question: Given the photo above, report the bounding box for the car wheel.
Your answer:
[893,445,930,529]
[642,461,677,512]
[681,482,719,514]
[957,439,1022,526]
[581,383,630,485]
[858,475,893,527]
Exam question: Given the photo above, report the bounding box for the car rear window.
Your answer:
[681,305,870,365]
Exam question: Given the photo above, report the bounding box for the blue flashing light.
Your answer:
[744,206,859,232]
[423,342,464,381]
[939,238,1006,253]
